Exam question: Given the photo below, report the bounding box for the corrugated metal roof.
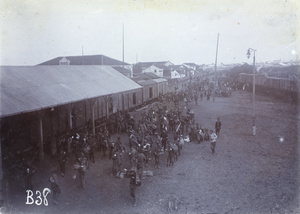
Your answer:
[0,65,142,118]
[38,55,130,66]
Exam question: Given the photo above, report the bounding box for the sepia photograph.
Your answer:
[0,0,299,213]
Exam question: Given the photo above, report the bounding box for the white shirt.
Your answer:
[210,133,217,142]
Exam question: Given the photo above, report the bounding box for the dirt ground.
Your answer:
[6,90,300,214]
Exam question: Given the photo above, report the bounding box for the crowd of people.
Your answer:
[23,76,224,206]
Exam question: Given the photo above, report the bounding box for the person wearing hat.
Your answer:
[107,136,114,159]
[136,149,146,179]
[58,148,68,177]
[160,130,168,151]
[126,167,140,206]
[116,136,125,150]
[49,171,61,205]
[166,141,174,166]
[128,115,135,130]
[129,147,137,168]
[129,130,138,150]
[24,164,35,190]
[209,130,218,154]
[76,153,88,189]
[215,118,222,138]
[153,137,162,168]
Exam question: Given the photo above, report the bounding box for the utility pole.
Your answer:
[247,48,257,136]
[214,33,219,74]
[122,23,124,68]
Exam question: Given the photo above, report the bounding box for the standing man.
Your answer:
[115,136,125,153]
[136,149,146,180]
[209,130,218,154]
[215,117,222,137]
[153,132,162,168]
[161,130,168,151]
[49,171,61,205]
[126,167,141,206]
[58,149,68,177]
[25,164,35,190]
[77,153,88,189]
[166,141,174,166]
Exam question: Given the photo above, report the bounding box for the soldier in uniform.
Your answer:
[115,136,125,153]
[142,138,151,167]
[25,164,35,190]
[76,153,88,189]
[112,150,122,177]
[126,167,141,206]
[128,116,136,131]
[166,141,174,166]
[176,134,183,157]
[215,117,222,137]
[136,149,146,180]
[209,130,218,154]
[87,135,96,163]
[107,135,114,159]
[161,130,168,151]
[49,171,61,204]
[153,135,162,168]
[58,148,68,177]
[129,147,137,168]
[99,129,108,157]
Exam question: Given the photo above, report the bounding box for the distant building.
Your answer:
[38,54,133,75]
[133,61,174,75]
[164,65,181,80]
[59,57,70,65]
[112,66,132,77]
[132,72,161,81]
[182,63,198,71]
[143,65,164,77]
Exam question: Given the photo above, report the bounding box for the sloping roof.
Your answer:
[112,66,131,76]
[144,72,160,79]
[38,55,130,66]
[0,66,142,118]
[136,79,156,86]
[133,61,173,73]
[136,61,170,68]
[132,73,160,81]
[183,63,198,67]
[169,65,182,71]
[155,64,169,70]
[152,78,168,83]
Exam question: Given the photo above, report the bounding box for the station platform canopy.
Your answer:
[0,65,142,118]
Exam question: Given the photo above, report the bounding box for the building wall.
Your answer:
[171,70,180,79]
[164,61,173,67]
[143,65,164,77]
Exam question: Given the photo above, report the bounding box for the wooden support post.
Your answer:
[90,99,97,135]
[37,111,45,160]
[127,93,130,110]
[66,104,73,131]
[106,96,109,119]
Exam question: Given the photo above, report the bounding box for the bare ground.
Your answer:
[6,90,300,214]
